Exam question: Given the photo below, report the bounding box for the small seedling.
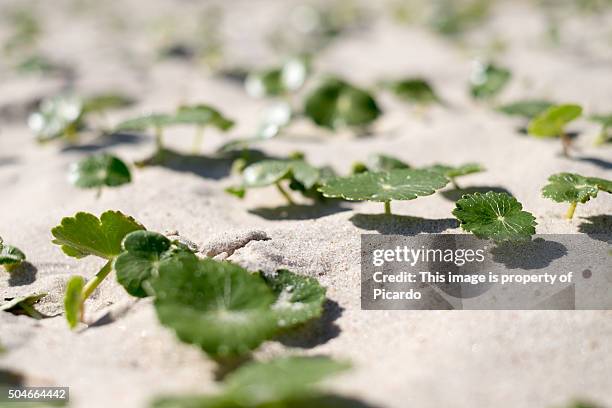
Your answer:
[453,191,537,242]
[527,103,583,157]
[227,158,334,205]
[423,162,485,189]
[304,77,381,131]
[0,237,26,272]
[589,113,612,145]
[352,153,410,174]
[51,211,145,328]
[28,95,84,143]
[469,61,511,100]
[150,252,326,359]
[319,169,449,215]
[497,100,554,119]
[1,293,47,320]
[69,153,131,196]
[152,356,350,407]
[382,78,440,106]
[116,104,234,159]
[542,173,612,219]
[245,57,309,98]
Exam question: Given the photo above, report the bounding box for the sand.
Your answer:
[1,0,612,407]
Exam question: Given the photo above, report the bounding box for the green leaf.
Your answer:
[384,78,440,105]
[304,77,381,129]
[1,293,47,320]
[542,173,611,204]
[590,113,612,127]
[263,270,326,328]
[51,211,145,260]
[241,160,322,189]
[365,154,410,172]
[423,163,484,179]
[469,62,511,99]
[452,192,536,242]
[175,105,234,131]
[528,104,582,138]
[152,356,350,408]
[114,231,174,298]
[319,169,449,202]
[0,239,26,270]
[82,93,134,114]
[27,95,83,142]
[115,113,177,131]
[245,58,309,98]
[224,356,350,404]
[152,255,279,358]
[69,153,131,189]
[497,100,554,119]
[64,276,84,328]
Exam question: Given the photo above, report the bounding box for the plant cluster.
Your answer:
[0,237,26,272]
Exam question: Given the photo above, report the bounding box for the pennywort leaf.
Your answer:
[423,162,484,189]
[353,153,410,174]
[304,77,381,130]
[64,276,85,328]
[1,293,47,320]
[528,104,582,138]
[319,169,449,215]
[0,238,26,272]
[384,78,440,105]
[51,211,144,260]
[497,100,554,119]
[469,61,511,100]
[27,95,83,142]
[542,173,612,219]
[152,356,351,408]
[452,192,537,242]
[116,113,178,132]
[82,93,134,114]
[175,105,235,131]
[69,153,131,191]
[245,57,310,98]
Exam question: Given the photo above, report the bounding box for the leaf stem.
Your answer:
[82,260,113,301]
[561,131,571,157]
[451,178,461,190]
[275,182,295,205]
[154,126,165,162]
[384,200,391,215]
[192,126,204,154]
[565,201,577,219]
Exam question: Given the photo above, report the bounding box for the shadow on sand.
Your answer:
[350,214,458,235]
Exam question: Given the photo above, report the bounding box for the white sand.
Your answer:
[1,1,612,407]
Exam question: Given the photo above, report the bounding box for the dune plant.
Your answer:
[453,191,537,242]
[542,173,612,219]
[51,211,145,328]
[589,113,612,145]
[527,103,582,157]
[352,153,411,174]
[319,169,449,215]
[116,104,234,159]
[1,294,47,320]
[0,237,26,272]
[304,77,381,131]
[226,157,334,204]
[245,57,309,98]
[423,162,485,189]
[152,356,350,408]
[69,153,131,196]
[497,100,554,119]
[382,78,440,106]
[469,61,511,100]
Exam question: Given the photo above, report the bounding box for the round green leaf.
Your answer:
[27,95,83,141]
[469,62,511,99]
[423,163,484,179]
[243,160,293,187]
[497,100,554,119]
[246,58,309,98]
[82,93,134,114]
[152,255,279,358]
[51,211,145,259]
[542,173,611,204]
[69,153,131,189]
[453,192,537,242]
[385,78,439,105]
[319,169,449,202]
[304,77,381,129]
[115,113,177,131]
[115,231,173,298]
[366,154,410,172]
[175,105,234,131]
[64,276,85,328]
[528,104,582,138]
[0,241,26,269]
[263,270,326,328]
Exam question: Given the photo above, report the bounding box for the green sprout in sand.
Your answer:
[527,103,583,157]
[542,173,612,219]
